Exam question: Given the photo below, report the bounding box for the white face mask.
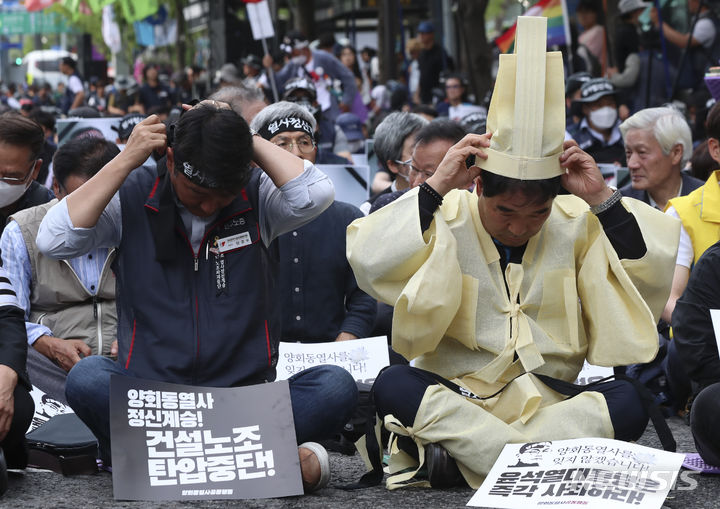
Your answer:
[291,54,308,66]
[0,180,30,208]
[589,106,618,130]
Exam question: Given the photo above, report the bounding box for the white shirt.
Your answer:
[665,205,693,268]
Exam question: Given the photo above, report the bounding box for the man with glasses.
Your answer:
[0,113,54,232]
[250,101,376,344]
[370,118,467,213]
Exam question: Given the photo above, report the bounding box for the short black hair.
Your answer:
[480,170,562,204]
[53,137,120,189]
[414,118,466,147]
[0,112,45,160]
[61,56,77,69]
[172,103,254,192]
[29,109,56,132]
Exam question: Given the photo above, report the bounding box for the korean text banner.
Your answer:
[109,376,302,501]
[467,437,685,508]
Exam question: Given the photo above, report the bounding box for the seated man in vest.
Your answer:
[0,253,34,496]
[0,113,53,233]
[36,101,357,492]
[0,137,120,403]
[347,17,677,489]
[250,101,376,344]
[567,78,626,165]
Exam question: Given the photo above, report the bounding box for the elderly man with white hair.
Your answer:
[620,106,704,211]
[619,106,704,416]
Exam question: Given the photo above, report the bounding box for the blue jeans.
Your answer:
[65,356,358,463]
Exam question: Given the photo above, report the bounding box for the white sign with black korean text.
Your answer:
[109,376,302,501]
[246,0,274,40]
[710,309,720,355]
[467,438,685,508]
[27,386,73,433]
[574,361,614,386]
[275,335,389,384]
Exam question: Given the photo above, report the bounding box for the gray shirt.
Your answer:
[37,159,334,258]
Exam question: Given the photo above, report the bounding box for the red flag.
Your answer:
[24,0,61,11]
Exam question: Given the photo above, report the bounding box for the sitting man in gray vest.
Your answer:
[0,137,120,403]
[36,101,357,492]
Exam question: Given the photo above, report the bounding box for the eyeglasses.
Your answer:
[0,159,37,185]
[273,138,316,154]
[394,159,434,179]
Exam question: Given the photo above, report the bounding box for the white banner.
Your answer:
[467,438,685,508]
[275,336,389,384]
[246,1,275,40]
[574,361,614,386]
[710,309,720,355]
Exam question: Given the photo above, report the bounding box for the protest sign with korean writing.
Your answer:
[110,376,302,501]
[275,335,390,383]
[27,386,73,433]
[574,361,614,386]
[468,438,685,508]
[710,309,720,354]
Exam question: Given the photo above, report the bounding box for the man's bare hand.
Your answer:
[559,140,613,206]
[34,335,92,372]
[0,365,17,441]
[120,115,167,169]
[110,340,118,357]
[335,332,358,342]
[426,133,492,197]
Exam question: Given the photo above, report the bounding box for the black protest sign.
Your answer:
[110,376,302,501]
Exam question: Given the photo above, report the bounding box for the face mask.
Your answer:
[0,180,30,208]
[589,106,617,130]
[291,54,308,66]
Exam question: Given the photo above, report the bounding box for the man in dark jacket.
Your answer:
[37,101,357,492]
[672,241,720,465]
[0,251,35,496]
[417,21,454,105]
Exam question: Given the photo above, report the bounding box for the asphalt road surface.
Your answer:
[4,417,717,509]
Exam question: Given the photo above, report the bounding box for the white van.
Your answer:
[23,49,77,89]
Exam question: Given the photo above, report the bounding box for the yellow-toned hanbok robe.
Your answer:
[346,187,679,489]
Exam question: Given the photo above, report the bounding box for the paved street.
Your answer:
[3,416,718,508]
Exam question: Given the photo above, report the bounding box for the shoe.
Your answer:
[425,443,465,489]
[298,442,330,493]
[0,447,7,497]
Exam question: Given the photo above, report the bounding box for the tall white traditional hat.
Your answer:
[478,16,565,180]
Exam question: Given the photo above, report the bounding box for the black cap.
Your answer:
[282,77,317,102]
[112,113,145,140]
[575,78,616,103]
[565,72,592,97]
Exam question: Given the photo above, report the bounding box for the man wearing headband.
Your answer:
[251,101,375,344]
[347,17,678,489]
[36,100,358,492]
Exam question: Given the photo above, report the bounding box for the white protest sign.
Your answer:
[246,0,275,40]
[275,336,389,384]
[710,309,720,356]
[110,376,302,501]
[574,361,614,386]
[467,437,685,509]
[27,386,74,433]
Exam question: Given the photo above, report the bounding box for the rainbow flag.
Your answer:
[495,0,567,53]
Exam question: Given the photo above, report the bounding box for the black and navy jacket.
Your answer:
[113,160,280,387]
